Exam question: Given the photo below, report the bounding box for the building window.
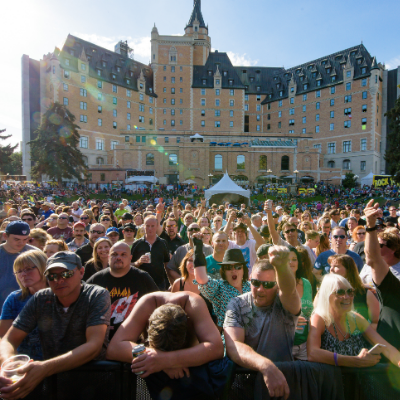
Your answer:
[111,140,119,150]
[328,142,336,154]
[316,102,320,110]
[98,93,103,101]
[81,75,86,83]
[215,121,221,128]
[79,136,88,148]
[150,107,153,114]
[171,66,175,73]
[289,119,295,126]
[303,94,307,101]
[63,83,68,91]
[316,90,321,98]
[80,89,87,97]
[362,104,367,112]
[362,118,367,130]
[230,121,234,128]
[330,123,334,131]
[289,108,295,115]
[330,87,335,94]
[290,98,294,104]
[345,95,352,103]
[346,82,351,90]
[201,120,205,127]
[245,104,249,111]
[64,70,70,79]
[171,88,175,94]
[289,130,294,134]
[278,111,282,118]
[165,137,169,143]
[281,155,289,171]
[142,136,146,143]
[257,125,261,131]
[230,89,235,96]
[79,115,87,123]
[215,110,221,117]
[344,120,351,128]
[361,139,367,151]
[171,109,175,116]
[171,120,175,126]
[362,91,368,99]
[330,111,334,118]
[139,116,145,123]
[259,155,267,170]
[98,118,102,126]
[362,78,367,86]
[215,99,220,106]
[314,144,321,150]
[139,104,145,112]
[127,124,131,130]
[316,114,320,121]
[360,161,366,171]
[215,154,223,170]
[257,115,261,121]
[112,85,117,93]
[146,153,154,165]
[112,97,117,105]
[278,122,282,128]
[95,138,104,150]
[343,159,351,170]
[169,154,178,165]
[237,155,245,170]
[113,109,117,117]
[171,99,175,105]
[344,107,352,116]
[229,110,234,117]
[215,89,220,96]
[97,81,102,88]
[279,100,282,107]
[330,99,335,106]
[315,125,320,133]
[302,117,306,123]
[230,100,234,106]
[343,141,352,153]
[127,113,131,120]
[63,97,68,106]
[327,160,335,168]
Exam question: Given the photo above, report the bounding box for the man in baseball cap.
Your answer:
[0,251,111,398]
[0,221,36,307]
[106,227,120,245]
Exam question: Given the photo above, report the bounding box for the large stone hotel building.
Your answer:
[22,0,400,187]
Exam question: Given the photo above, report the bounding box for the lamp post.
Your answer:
[294,170,299,185]
[208,173,213,187]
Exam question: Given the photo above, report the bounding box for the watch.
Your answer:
[365,226,378,232]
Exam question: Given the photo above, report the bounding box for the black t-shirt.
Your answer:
[83,260,105,282]
[375,270,400,351]
[352,241,365,263]
[87,267,158,339]
[159,231,186,256]
[384,216,398,225]
[131,237,170,290]
[76,243,94,266]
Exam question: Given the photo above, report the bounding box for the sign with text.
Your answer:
[372,175,394,188]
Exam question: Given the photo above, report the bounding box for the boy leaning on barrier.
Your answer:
[0,251,111,399]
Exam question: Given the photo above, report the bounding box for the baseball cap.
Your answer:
[123,223,136,231]
[43,202,52,207]
[5,221,30,236]
[45,251,82,273]
[106,227,120,235]
[256,244,272,258]
[73,222,86,229]
[122,213,133,220]
[233,222,248,231]
[276,206,283,211]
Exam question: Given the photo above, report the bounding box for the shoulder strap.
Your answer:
[179,278,185,291]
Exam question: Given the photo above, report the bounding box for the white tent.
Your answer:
[182,179,197,184]
[125,176,158,184]
[360,172,374,187]
[205,172,251,206]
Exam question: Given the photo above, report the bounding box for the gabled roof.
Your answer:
[185,0,207,29]
[59,34,156,97]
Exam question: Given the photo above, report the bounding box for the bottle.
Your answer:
[132,344,146,375]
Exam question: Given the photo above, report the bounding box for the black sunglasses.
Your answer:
[334,288,355,297]
[284,229,296,234]
[223,264,243,271]
[379,243,387,248]
[102,218,111,221]
[80,216,89,220]
[188,228,200,232]
[251,279,277,289]
[333,235,346,239]
[22,218,33,221]
[46,270,75,282]
[90,230,105,234]
[59,217,68,219]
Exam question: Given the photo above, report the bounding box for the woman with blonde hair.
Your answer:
[0,249,48,359]
[299,221,313,234]
[43,239,69,258]
[82,209,96,225]
[301,212,318,230]
[83,238,112,281]
[200,226,213,245]
[28,228,52,250]
[308,274,400,368]
[171,250,199,294]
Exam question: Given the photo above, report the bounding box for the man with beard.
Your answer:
[157,218,185,257]
[87,242,157,340]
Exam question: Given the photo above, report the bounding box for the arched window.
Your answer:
[169,154,178,165]
[281,155,289,171]
[214,154,222,170]
[82,156,88,166]
[343,159,351,170]
[237,155,245,170]
[146,153,154,165]
[96,157,104,165]
[327,160,335,168]
[259,155,267,170]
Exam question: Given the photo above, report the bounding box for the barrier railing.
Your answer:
[22,361,400,400]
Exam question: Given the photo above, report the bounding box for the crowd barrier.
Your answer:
[22,361,400,400]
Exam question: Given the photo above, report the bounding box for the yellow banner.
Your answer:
[298,188,307,194]
[277,188,287,193]
[307,189,316,194]
[373,175,394,187]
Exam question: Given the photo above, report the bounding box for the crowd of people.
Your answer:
[0,189,400,399]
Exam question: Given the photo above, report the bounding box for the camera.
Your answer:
[237,212,243,218]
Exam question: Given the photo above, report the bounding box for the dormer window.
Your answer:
[126,79,130,84]
[149,88,153,93]
[92,48,96,53]
[321,60,326,65]
[102,61,106,67]
[357,59,362,65]
[276,83,281,89]
[202,79,207,85]
[69,50,74,56]
[97,69,101,76]
[279,91,283,96]
[317,80,321,87]
[112,74,116,80]
[250,77,254,82]
[130,72,134,77]
[139,83,144,89]
[274,76,277,81]
[65,59,70,66]
[117,67,120,72]
[303,84,308,90]
[229,79,233,86]
[208,70,212,76]
[194,26,198,32]
[300,76,304,82]
[216,79,220,85]
[361,67,367,74]
[87,56,91,61]
[256,86,260,91]
[326,68,331,74]
[331,76,336,82]
[312,72,316,78]
[223,71,227,77]
[296,69,301,74]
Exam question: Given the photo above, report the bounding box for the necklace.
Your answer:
[332,314,349,340]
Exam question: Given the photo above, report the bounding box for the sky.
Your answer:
[1,0,400,150]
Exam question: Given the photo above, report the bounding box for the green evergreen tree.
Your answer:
[342,172,356,189]
[0,129,18,175]
[385,95,400,183]
[2,152,22,176]
[29,102,87,184]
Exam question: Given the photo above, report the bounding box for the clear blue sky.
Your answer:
[1,0,399,148]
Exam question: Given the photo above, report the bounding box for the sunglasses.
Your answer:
[59,217,68,220]
[284,229,296,234]
[22,218,33,221]
[333,235,346,239]
[46,270,75,282]
[379,243,387,248]
[224,264,243,271]
[90,230,105,234]
[123,229,134,233]
[334,288,355,298]
[102,218,111,221]
[356,232,366,236]
[188,228,200,232]
[80,217,89,220]
[251,279,277,289]
[14,266,37,276]
[103,213,111,215]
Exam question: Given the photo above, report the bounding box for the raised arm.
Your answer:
[364,199,389,285]
[155,201,165,236]
[192,236,209,284]
[223,210,236,235]
[268,246,300,315]
[243,214,265,250]
[265,201,281,245]
[172,197,180,221]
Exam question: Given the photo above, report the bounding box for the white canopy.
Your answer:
[182,179,197,184]
[205,173,250,206]
[360,171,374,187]
[190,133,204,139]
[125,176,158,184]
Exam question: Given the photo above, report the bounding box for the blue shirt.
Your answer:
[43,209,54,219]
[206,255,221,280]
[0,290,43,360]
[314,249,364,275]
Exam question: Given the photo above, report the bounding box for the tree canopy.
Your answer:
[384,95,400,183]
[342,172,357,189]
[0,129,18,175]
[29,102,87,184]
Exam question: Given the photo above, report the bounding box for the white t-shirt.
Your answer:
[71,207,83,222]
[228,239,257,274]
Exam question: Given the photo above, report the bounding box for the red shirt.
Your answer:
[47,226,73,240]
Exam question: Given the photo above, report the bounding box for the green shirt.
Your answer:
[294,278,313,345]
[114,209,127,220]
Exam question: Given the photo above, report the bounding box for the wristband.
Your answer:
[333,352,338,367]
[366,226,378,232]
[193,237,206,268]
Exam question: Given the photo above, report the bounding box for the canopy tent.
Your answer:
[125,176,158,184]
[182,179,197,184]
[205,172,250,206]
[360,172,374,187]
